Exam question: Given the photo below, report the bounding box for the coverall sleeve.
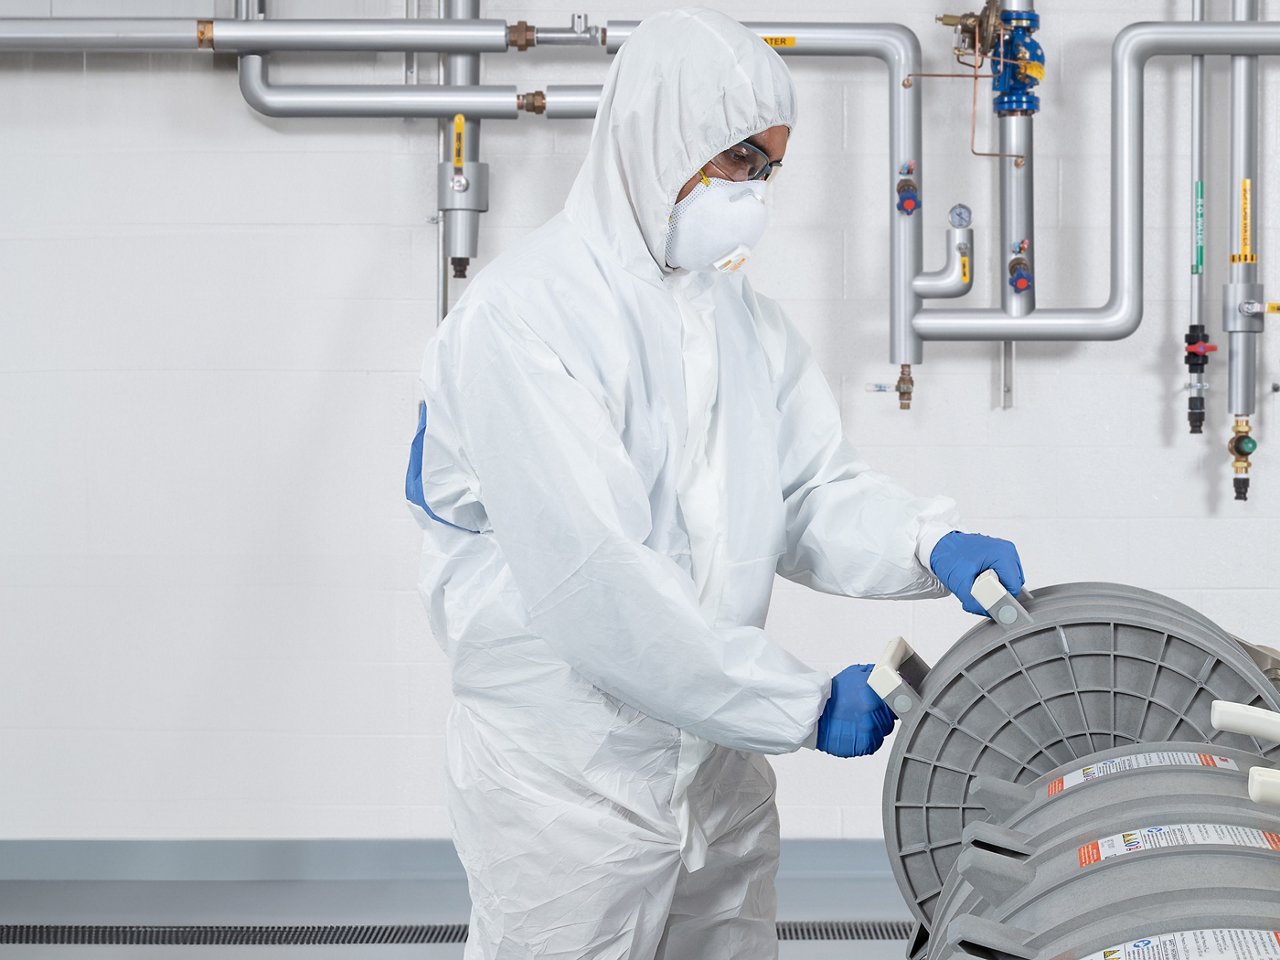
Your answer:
[442,304,829,755]
[762,301,960,599]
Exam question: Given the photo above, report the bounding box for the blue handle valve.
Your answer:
[896,178,920,215]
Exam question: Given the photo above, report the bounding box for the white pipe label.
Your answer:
[1047,751,1240,797]
[1078,823,1280,867]
[1079,929,1280,960]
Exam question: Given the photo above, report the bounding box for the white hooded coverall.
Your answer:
[407,9,959,958]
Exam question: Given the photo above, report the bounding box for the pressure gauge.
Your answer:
[948,204,973,229]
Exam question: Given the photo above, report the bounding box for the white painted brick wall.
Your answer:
[1,1,1277,842]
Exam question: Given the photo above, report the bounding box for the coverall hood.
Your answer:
[564,8,798,279]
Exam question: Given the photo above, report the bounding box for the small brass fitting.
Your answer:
[517,91,547,115]
[1229,418,1254,472]
[508,20,536,52]
[896,364,914,411]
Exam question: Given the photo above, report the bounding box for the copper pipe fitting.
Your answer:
[197,20,214,50]
[518,90,547,115]
[508,20,536,52]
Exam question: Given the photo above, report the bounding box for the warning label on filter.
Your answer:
[1046,752,1240,798]
[1078,823,1280,867]
[1078,929,1280,960]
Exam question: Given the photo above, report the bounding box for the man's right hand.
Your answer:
[815,664,896,758]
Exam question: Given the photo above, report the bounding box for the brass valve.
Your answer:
[896,364,914,411]
[936,0,1001,57]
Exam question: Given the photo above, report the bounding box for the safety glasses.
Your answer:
[705,138,782,182]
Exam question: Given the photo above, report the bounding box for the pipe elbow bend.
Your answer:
[237,55,278,117]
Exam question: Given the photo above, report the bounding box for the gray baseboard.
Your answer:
[0,838,911,952]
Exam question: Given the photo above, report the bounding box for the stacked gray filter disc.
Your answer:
[881,582,1280,933]
[922,741,1280,960]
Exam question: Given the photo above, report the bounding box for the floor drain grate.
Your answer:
[777,920,913,941]
[1,920,911,945]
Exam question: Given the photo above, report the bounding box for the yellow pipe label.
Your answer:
[452,114,465,172]
[1240,178,1253,259]
[762,36,796,47]
[1267,303,1280,314]
[960,255,971,285]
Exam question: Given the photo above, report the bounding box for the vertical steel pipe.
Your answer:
[1226,0,1262,418]
[998,114,1034,405]
[441,0,482,274]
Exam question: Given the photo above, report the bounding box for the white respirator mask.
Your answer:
[664,176,770,274]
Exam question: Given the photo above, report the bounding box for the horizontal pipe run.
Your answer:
[0,19,198,51]
[238,54,518,118]
[914,21,1280,342]
[606,20,919,57]
[543,85,602,119]
[0,18,512,53]
[212,19,509,53]
[534,28,602,46]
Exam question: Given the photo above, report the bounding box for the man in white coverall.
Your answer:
[405,8,1024,958]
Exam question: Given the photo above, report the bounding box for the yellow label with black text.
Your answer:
[762,36,796,47]
[452,114,465,171]
[1240,178,1253,258]
[961,256,971,285]
[1267,303,1280,314]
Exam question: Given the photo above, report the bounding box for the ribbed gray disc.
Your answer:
[882,582,1280,930]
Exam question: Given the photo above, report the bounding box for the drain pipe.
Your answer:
[1224,0,1263,501]
[1184,0,1212,435]
[912,20,1280,344]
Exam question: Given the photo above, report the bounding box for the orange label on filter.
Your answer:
[762,35,796,47]
[961,255,971,285]
[1047,751,1240,798]
[1077,824,1280,867]
[1078,841,1102,867]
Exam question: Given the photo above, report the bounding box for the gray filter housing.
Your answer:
[881,583,1280,931]
[913,741,1280,960]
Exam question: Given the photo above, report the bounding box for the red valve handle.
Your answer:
[1185,342,1219,356]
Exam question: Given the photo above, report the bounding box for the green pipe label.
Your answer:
[1193,180,1204,275]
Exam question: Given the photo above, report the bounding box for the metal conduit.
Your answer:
[912,20,1280,343]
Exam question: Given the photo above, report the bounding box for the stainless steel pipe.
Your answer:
[237,55,518,118]
[914,21,1280,342]
[1225,0,1263,418]
[213,19,509,53]
[913,227,974,299]
[0,19,197,51]
[0,18,510,53]
[544,85,603,120]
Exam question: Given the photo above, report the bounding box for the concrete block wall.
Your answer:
[1,0,1276,841]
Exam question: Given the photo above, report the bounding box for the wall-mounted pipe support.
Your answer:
[912,21,1280,344]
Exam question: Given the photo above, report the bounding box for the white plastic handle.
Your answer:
[1249,767,1280,808]
[971,569,1033,626]
[869,637,916,701]
[1211,700,1280,743]
[869,636,931,718]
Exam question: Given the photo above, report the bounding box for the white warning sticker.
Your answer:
[1079,929,1280,960]
[1047,751,1240,798]
[1078,823,1280,867]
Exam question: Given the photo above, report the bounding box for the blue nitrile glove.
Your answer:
[930,531,1025,616]
[815,664,896,758]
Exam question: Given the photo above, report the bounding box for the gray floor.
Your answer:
[0,839,911,959]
